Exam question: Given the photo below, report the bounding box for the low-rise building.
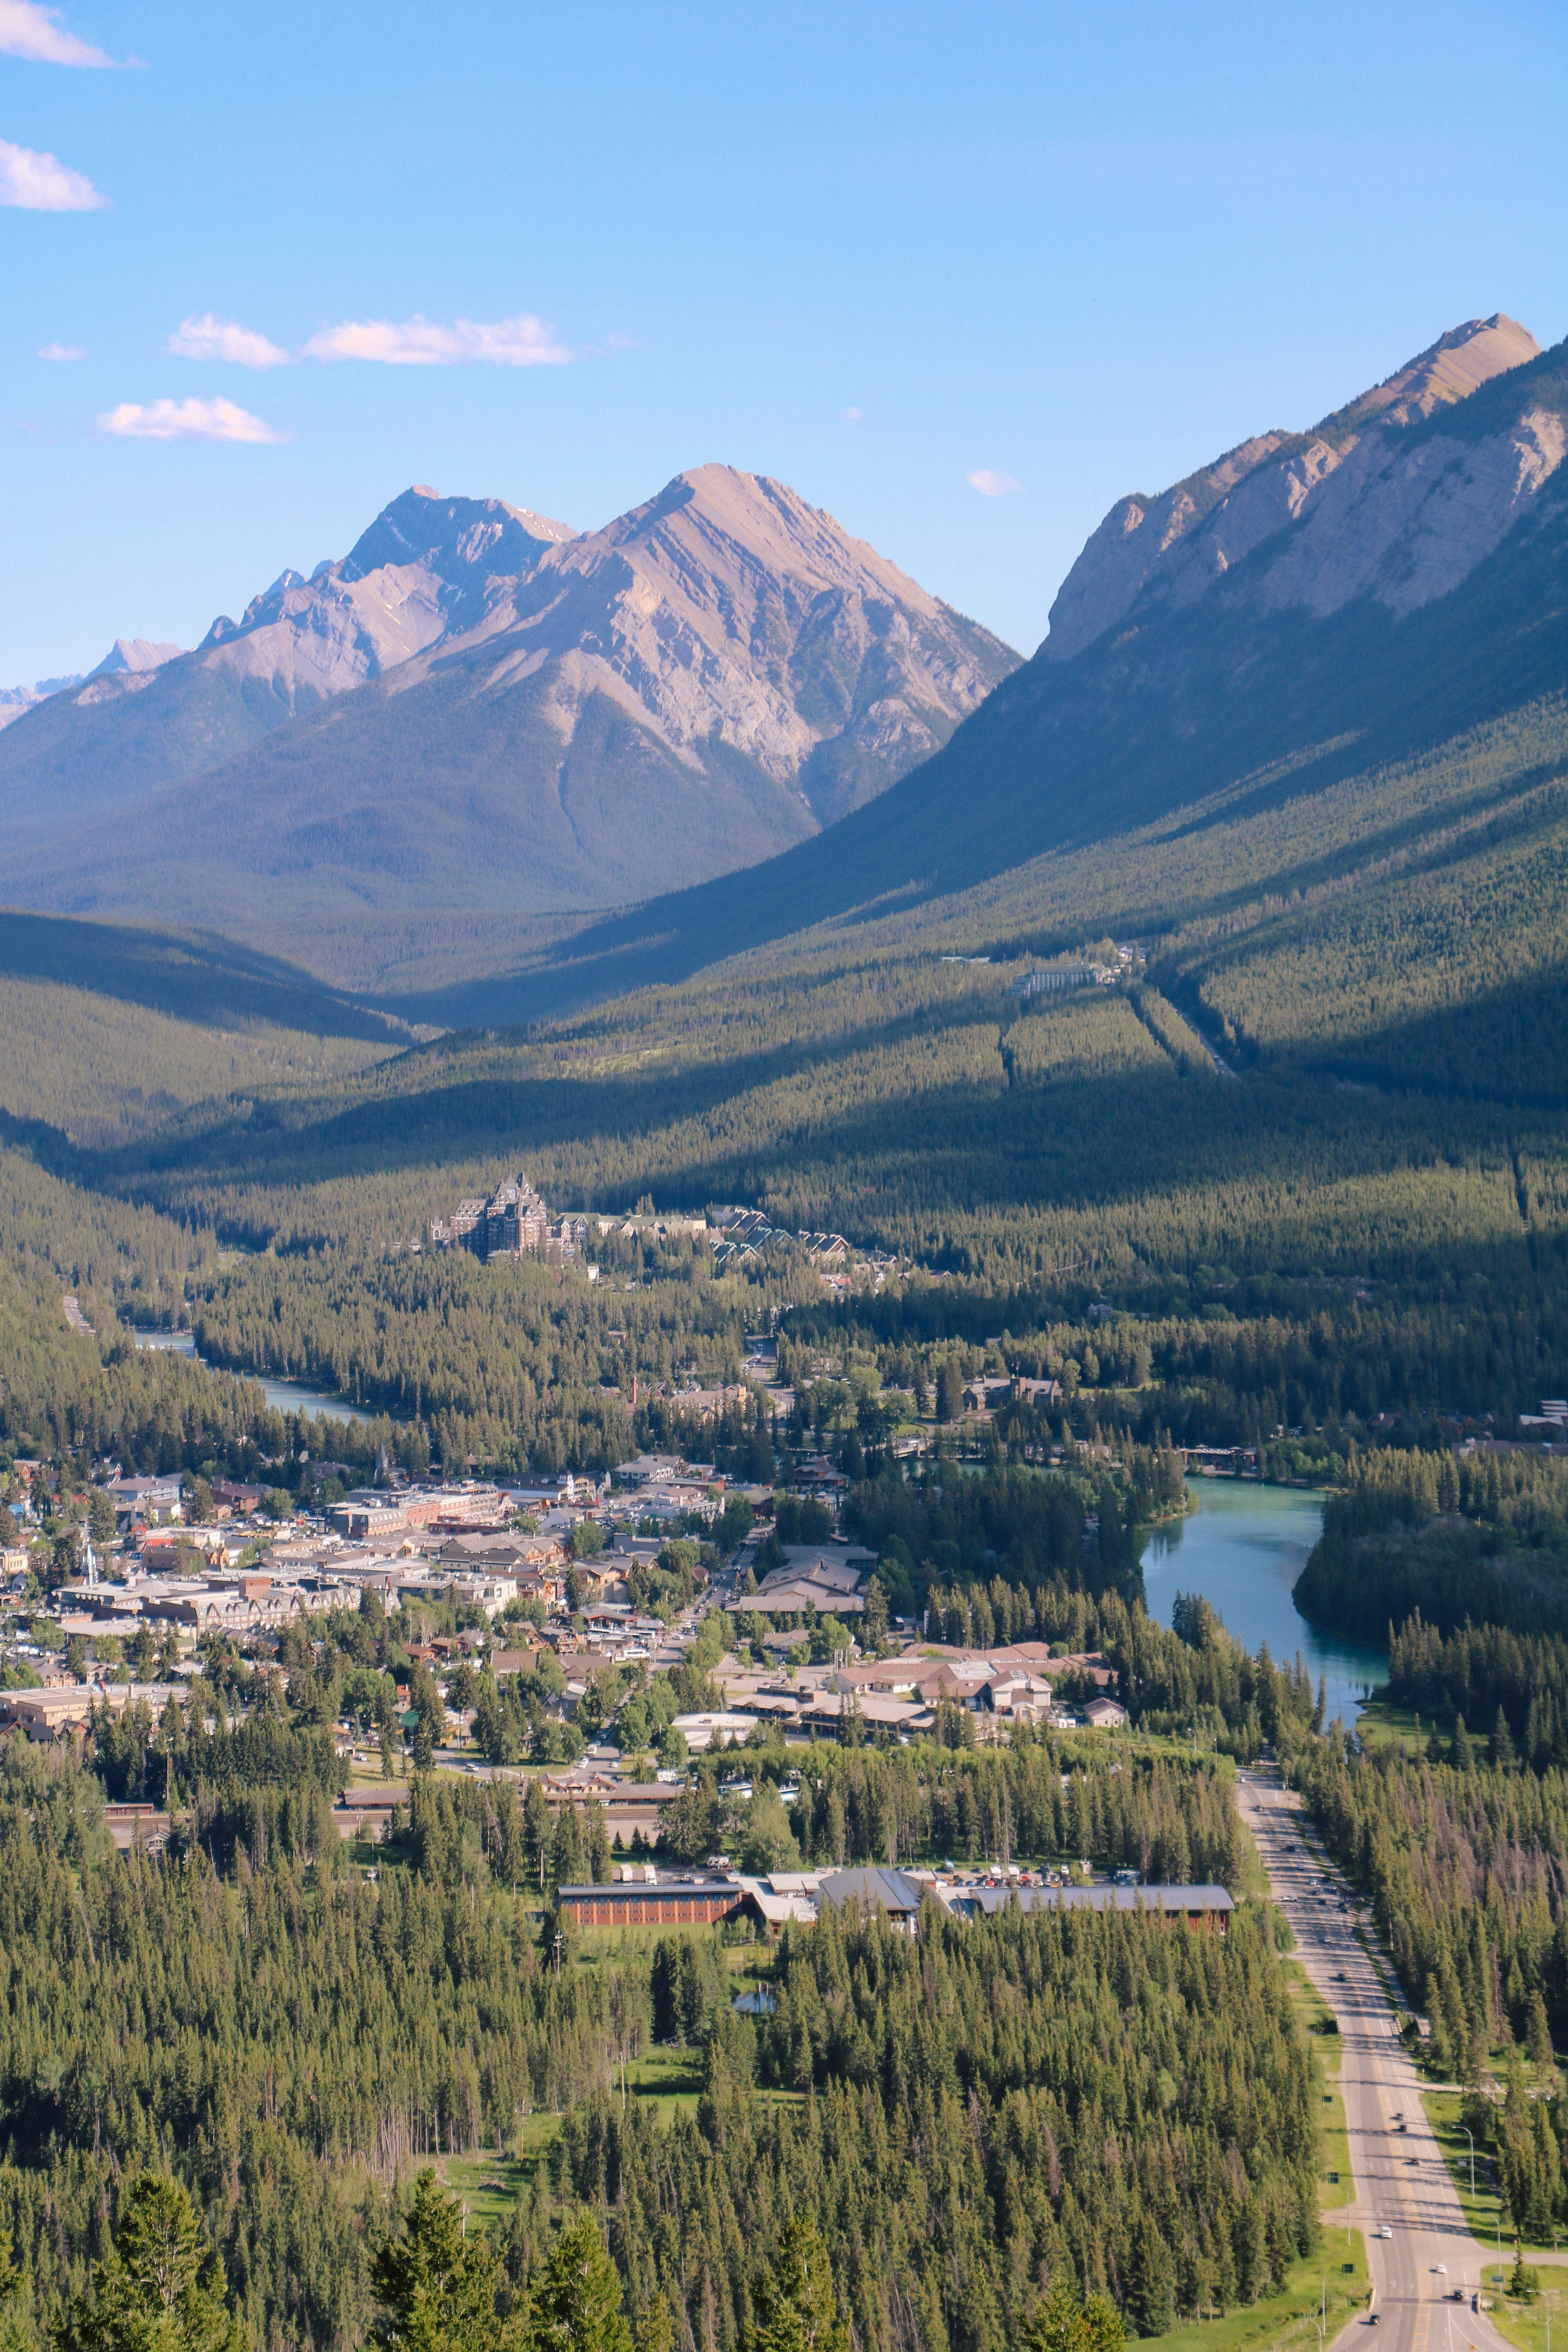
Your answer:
[728,1545,873,1618]
[936,1881,1232,1931]
[554,1869,741,1928]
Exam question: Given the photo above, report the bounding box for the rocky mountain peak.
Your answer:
[1044,315,1555,662]
[88,637,184,678]
[1325,314,1540,436]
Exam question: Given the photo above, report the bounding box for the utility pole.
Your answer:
[1464,2123,1475,2196]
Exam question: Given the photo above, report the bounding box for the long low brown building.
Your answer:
[556,1870,741,1928]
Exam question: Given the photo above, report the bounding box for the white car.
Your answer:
[1432,2265,1447,2277]
[1377,2226,1393,2240]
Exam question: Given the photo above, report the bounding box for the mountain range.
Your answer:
[0,469,1017,939]
[451,313,1567,1024]
[2,312,1562,1027]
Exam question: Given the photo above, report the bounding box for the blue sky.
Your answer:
[2,0,1565,683]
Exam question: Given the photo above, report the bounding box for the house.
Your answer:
[490,1647,544,1678]
[327,1495,408,1540]
[101,1803,173,1855]
[209,1479,264,1518]
[670,1711,765,1751]
[0,1684,132,1739]
[1083,1697,1130,1730]
[108,1475,183,1525]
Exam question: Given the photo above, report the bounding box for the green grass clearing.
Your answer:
[1352,1699,1426,1759]
[621,2050,703,2126]
[433,2155,527,2229]
[1285,1962,1353,2210]
[1483,2272,1568,2352]
[1421,2088,1510,2245]
[1162,2234,1369,2352]
[1419,2089,1568,2254]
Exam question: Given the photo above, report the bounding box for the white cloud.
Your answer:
[167,313,292,369]
[842,405,863,421]
[0,1,119,65]
[98,396,286,444]
[301,312,571,367]
[0,136,105,208]
[968,469,1023,497]
[38,339,84,359]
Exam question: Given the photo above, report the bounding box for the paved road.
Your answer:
[1237,1771,1517,2352]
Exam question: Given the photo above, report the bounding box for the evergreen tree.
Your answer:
[1122,2218,1173,2339]
[369,2171,517,2352]
[1024,2277,1127,2352]
[744,2217,850,2352]
[531,2211,630,2352]
[1528,1990,1556,2079]
[52,2173,245,2352]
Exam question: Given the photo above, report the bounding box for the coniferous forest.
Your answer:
[0,398,1565,2344]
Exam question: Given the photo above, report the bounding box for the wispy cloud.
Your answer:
[968,469,1022,497]
[0,0,122,66]
[842,405,864,421]
[0,136,105,208]
[39,339,84,359]
[301,313,571,367]
[98,396,286,444]
[167,313,292,370]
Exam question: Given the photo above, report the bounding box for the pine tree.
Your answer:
[531,2210,630,2352]
[369,2171,519,2352]
[744,2217,850,2352]
[1528,1990,1555,2080]
[524,1778,552,1890]
[1122,2217,1174,2338]
[52,2172,246,2352]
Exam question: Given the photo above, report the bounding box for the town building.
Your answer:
[430,1173,548,1261]
[554,1869,742,1928]
[936,1882,1232,1931]
[728,1545,874,1618]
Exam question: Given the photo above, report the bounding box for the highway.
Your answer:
[1236,1771,1517,2352]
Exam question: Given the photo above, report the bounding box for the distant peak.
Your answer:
[87,637,183,680]
[410,483,440,498]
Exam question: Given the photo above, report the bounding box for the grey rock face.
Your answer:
[1043,315,1549,661]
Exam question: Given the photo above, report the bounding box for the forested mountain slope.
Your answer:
[468,322,1568,1024]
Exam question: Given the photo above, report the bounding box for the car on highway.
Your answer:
[1432,2266,1446,2277]
[1377,2226,1393,2239]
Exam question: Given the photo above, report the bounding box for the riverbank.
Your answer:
[1142,1481,1385,1725]
[129,1328,378,1428]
